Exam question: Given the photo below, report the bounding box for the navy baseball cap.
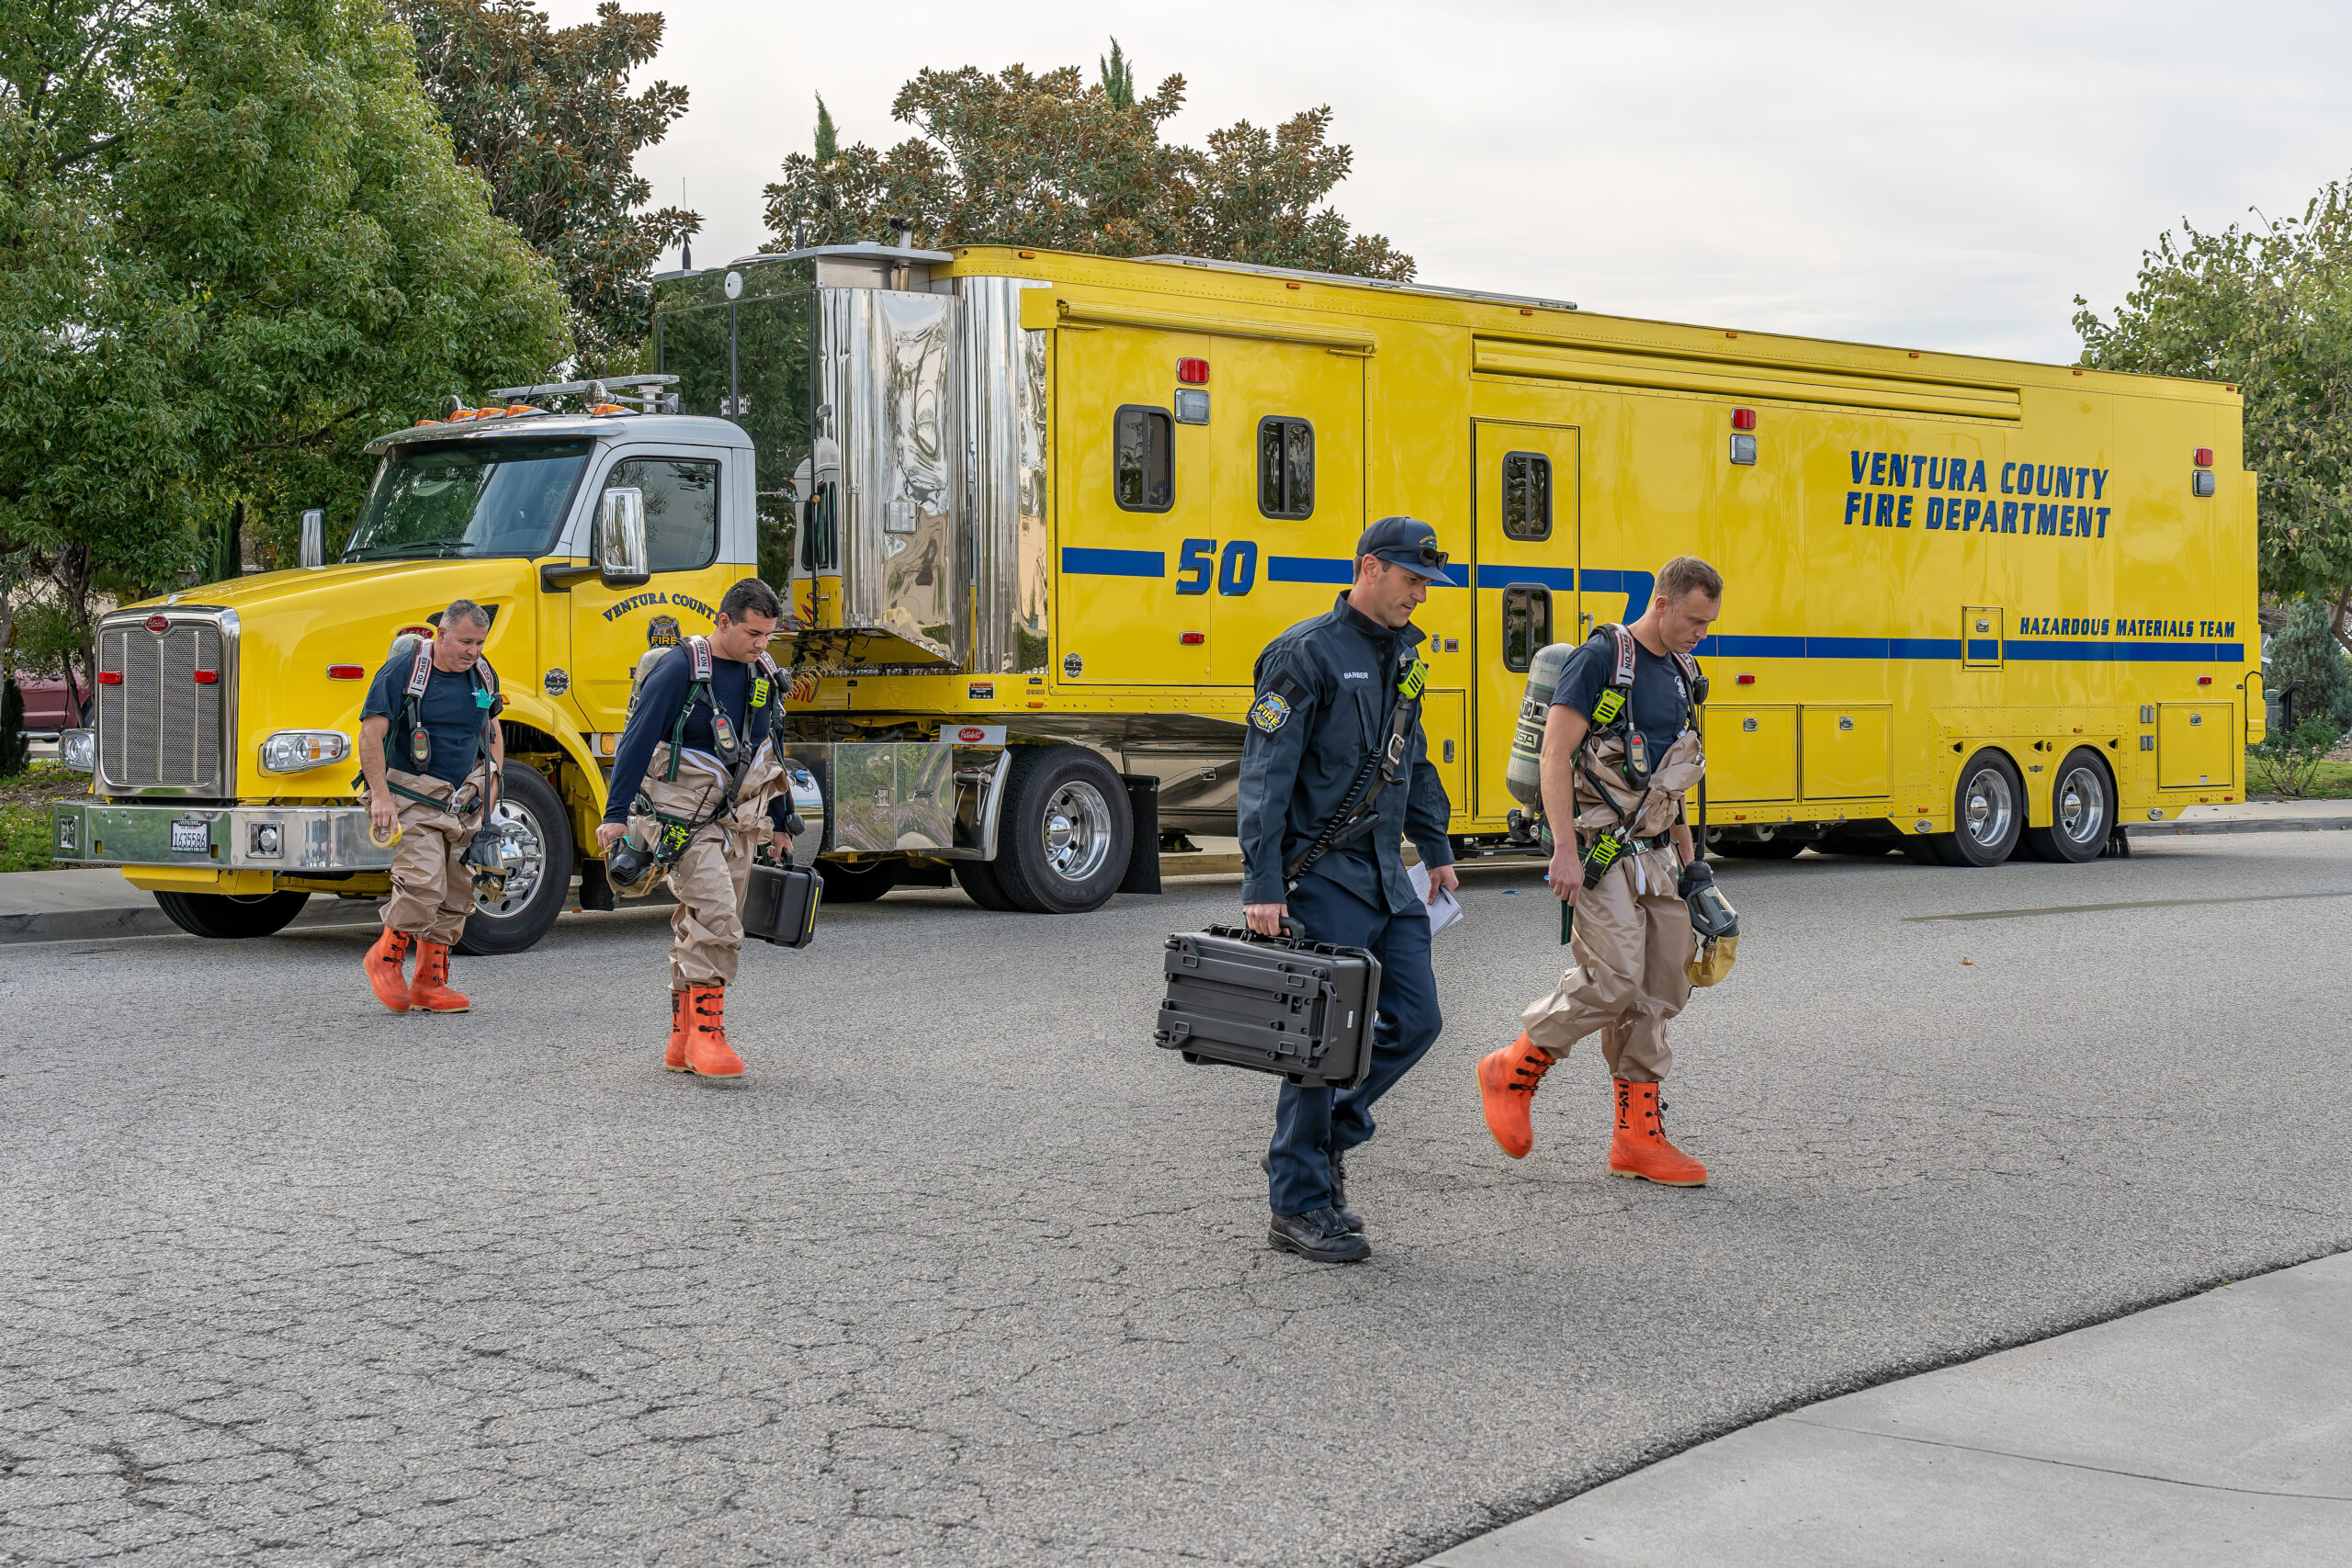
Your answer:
[1355,516,1458,585]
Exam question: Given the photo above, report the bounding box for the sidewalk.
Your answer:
[1422,1250,2352,1568]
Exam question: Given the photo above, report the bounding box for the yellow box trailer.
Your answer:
[52,242,2257,945]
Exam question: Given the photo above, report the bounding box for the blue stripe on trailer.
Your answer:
[1060,547,1165,578]
[1474,564,1576,592]
[1266,555,1356,584]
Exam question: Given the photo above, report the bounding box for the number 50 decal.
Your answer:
[1177,538,1260,596]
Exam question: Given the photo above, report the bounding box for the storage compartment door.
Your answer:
[1705,705,1797,803]
[1471,420,1578,823]
[2157,703,2234,789]
[1419,689,1468,830]
[1801,705,1891,799]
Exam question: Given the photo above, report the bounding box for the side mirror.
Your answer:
[598,488,650,587]
[300,509,326,570]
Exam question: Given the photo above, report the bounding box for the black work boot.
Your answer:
[1269,1207,1371,1264]
[1262,1150,1364,1235]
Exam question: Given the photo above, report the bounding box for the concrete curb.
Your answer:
[2126,816,2352,838]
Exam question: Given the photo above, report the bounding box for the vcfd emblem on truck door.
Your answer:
[543,668,570,696]
[647,615,681,649]
[1063,652,1084,678]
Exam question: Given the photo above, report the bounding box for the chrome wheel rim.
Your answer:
[1962,766,2014,849]
[2055,764,2106,844]
[473,796,545,917]
[1039,781,1113,883]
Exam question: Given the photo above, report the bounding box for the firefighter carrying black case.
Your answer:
[741,860,821,949]
[1154,922,1383,1089]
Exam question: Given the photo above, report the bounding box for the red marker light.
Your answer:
[96,671,123,685]
[327,664,364,680]
[1730,408,1757,431]
[1736,673,1756,685]
[1180,631,1205,645]
[144,615,169,634]
[1176,358,1209,385]
[2198,675,2212,685]
[192,671,219,684]
[2193,447,2213,468]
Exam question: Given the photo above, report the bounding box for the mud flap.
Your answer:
[1120,774,1162,895]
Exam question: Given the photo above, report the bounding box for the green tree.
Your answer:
[397,0,696,372]
[814,93,837,164]
[2270,596,2352,732]
[2075,186,2352,651]
[763,56,1412,280]
[0,0,571,694]
[1098,39,1133,111]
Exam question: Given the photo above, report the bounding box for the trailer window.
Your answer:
[1503,452,1552,541]
[1258,417,1314,519]
[1502,585,1551,671]
[1114,406,1173,513]
[600,457,718,572]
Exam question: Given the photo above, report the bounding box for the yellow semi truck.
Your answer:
[53,241,2258,946]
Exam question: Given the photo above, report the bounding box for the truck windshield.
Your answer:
[342,437,593,561]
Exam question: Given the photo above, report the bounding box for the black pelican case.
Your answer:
[742,861,821,949]
[1154,922,1383,1089]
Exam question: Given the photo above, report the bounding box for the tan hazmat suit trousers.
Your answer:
[627,743,785,991]
[1520,727,1706,1083]
[373,766,485,946]
[1520,844,1691,1082]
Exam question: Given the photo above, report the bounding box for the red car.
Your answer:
[11,676,84,739]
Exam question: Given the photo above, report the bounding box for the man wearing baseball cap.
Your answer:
[1235,516,1461,1262]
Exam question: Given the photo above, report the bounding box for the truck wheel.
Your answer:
[455,762,572,956]
[952,859,1023,911]
[817,860,901,903]
[153,890,311,939]
[1930,750,2025,867]
[989,746,1133,914]
[2022,750,2114,864]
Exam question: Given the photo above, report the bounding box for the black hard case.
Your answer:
[1155,924,1383,1089]
[741,862,821,949]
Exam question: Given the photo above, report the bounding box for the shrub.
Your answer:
[2247,717,2346,797]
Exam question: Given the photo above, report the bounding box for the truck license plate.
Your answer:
[170,818,209,854]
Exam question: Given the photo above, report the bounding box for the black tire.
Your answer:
[817,860,902,903]
[1930,750,2025,867]
[952,858,1023,911]
[1715,837,1805,860]
[454,761,572,956]
[988,745,1133,914]
[153,889,310,939]
[1811,830,1898,858]
[1898,834,1944,866]
[2022,749,2115,864]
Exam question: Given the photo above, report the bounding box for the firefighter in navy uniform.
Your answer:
[1477,556,1725,1184]
[594,578,800,1079]
[357,599,504,1014]
[1238,517,1462,1264]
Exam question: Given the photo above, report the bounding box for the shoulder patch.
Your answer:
[1250,691,1293,733]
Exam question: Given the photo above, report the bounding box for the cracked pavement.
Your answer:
[3,833,2349,1565]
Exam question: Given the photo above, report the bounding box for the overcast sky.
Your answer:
[540,0,2352,365]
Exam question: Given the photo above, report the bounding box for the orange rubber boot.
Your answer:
[1609,1078,1707,1186]
[1476,1032,1557,1159]
[409,942,470,1013]
[665,988,690,1072]
[364,928,413,1013]
[684,983,743,1077]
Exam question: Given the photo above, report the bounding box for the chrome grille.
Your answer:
[98,615,226,792]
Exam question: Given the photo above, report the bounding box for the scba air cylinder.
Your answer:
[1505,641,1577,807]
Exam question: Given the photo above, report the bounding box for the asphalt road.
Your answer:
[4,835,2350,1567]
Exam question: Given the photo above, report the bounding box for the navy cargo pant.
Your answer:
[1266,871,1442,1217]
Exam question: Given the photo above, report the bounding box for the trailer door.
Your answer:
[1054,324,1214,685]
[1471,421,1578,824]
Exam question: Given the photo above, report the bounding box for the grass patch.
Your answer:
[0,761,92,873]
[2245,752,2352,801]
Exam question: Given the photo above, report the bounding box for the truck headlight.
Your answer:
[60,728,96,773]
[261,730,351,773]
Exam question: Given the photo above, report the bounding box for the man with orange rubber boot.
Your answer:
[356,600,505,1014]
[1479,558,1724,1184]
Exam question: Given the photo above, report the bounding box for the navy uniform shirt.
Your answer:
[603,646,791,830]
[1237,594,1455,914]
[362,654,492,787]
[1551,632,1698,760]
